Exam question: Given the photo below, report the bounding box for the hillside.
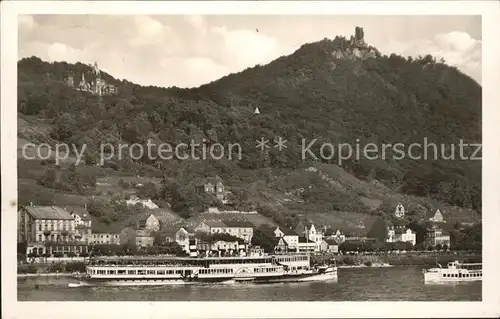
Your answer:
[17,31,482,232]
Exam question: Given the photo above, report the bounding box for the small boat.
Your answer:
[71,254,338,287]
[423,260,482,283]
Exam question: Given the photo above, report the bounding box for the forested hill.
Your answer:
[17,34,482,226]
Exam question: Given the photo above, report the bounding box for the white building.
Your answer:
[386,227,416,246]
[429,209,445,223]
[125,196,159,209]
[66,206,92,243]
[395,204,406,218]
[329,229,346,244]
[274,226,299,251]
[91,233,120,245]
[194,220,254,244]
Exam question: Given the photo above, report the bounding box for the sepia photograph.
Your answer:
[2,1,500,319]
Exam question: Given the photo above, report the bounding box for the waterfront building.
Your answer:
[274,226,299,251]
[386,226,416,246]
[66,205,92,243]
[91,233,121,245]
[160,226,193,253]
[135,229,154,248]
[274,237,291,254]
[330,229,346,244]
[320,239,339,253]
[297,237,316,253]
[194,220,254,244]
[248,245,265,257]
[18,205,89,256]
[425,226,451,248]
[300,223,324,252]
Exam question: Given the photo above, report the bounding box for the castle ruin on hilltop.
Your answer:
[331,26,378,60]
[66,62,118,96]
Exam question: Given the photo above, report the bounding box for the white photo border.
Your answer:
[2,1,499,318]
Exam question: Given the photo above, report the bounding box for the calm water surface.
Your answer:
[18,266,481,301]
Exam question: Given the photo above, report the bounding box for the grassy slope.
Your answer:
[17,116,479,233]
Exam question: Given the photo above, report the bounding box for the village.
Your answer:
[17,175,461,264]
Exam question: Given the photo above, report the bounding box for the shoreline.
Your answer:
[18,272,73,278]
[337,263,393,269]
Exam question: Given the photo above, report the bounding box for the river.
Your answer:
[17,266,481,301]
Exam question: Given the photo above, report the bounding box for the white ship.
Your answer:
[423,260,482,283]
[71,254,337,287]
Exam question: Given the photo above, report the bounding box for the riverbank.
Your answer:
[337,262,393,269]
[18,272,72,278]
[313,253,481,267]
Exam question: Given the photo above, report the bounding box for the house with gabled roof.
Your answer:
[274,226,299,251]
[159,224,195,253]
[136,213,160,232]
[274,237,290,253]
[195,175,229,203]
[428,208,445,223]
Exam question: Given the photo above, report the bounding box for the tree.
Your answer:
[407,221,427,244]
[367,217,388,242]
[251,226,276,253]
[136,182,158,199]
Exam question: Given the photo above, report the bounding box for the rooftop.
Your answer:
[201,220,227,228]
[223,220,254,228]
[64,205,91,220]
[276,226,297,236]
[22,206,73,220]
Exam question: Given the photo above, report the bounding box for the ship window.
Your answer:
[148,270,155,275]
[117,270,126,274]
[138,270,146,275]
[157,270,165,275]
[128,270,136,275]
[108,270,116,275]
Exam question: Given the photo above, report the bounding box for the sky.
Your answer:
[18,15,482,88]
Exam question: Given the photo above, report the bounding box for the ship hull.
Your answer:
[424,272,482,283]
[72,269,338,287]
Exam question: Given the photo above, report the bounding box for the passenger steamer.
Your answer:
[72,254,337,287]
[423,260,482,283]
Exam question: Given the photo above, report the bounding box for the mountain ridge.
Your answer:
[17,30,481,231]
